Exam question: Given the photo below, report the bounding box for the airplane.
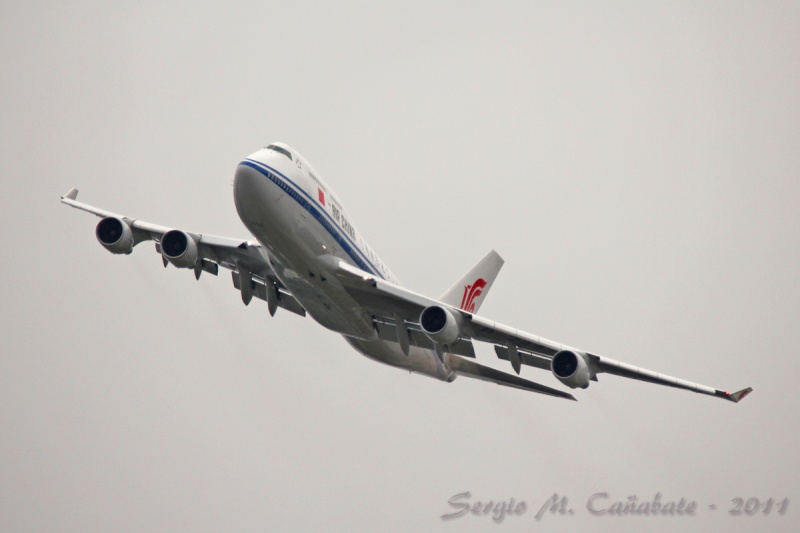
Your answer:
[61,142,752,403]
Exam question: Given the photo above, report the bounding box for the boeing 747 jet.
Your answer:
[61,143,751,403]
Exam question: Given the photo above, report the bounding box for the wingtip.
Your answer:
[62,188,78,201]
[717,387,753,403]
[729,387,753,403]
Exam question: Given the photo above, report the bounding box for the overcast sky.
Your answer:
[2,1,799,531]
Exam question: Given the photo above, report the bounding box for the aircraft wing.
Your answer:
[329,257,752,404]
[60,189,306,316]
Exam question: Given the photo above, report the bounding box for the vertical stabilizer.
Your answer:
[439,250,504,313]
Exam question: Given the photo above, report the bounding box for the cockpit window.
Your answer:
[266,144,293,161]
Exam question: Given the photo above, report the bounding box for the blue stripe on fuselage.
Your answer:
[240,159,385,279]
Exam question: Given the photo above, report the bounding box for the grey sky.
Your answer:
[1,1,798,531]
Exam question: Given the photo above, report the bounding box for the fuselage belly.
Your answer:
[232,148,450,381]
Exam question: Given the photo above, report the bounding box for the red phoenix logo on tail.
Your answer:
[460,278,487,313]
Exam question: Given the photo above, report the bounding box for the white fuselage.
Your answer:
[233,144,454,382]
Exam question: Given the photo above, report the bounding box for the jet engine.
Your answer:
[551,349,593,389]
[96,216,134,254]
[419,305,461,346]
[160,230,199,268]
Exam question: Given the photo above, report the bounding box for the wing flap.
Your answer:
[231,272,306,316]
[494,345,552,371]
[373,318,476,358]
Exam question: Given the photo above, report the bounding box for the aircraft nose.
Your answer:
[234,162,258,191]
[233,162,270,225]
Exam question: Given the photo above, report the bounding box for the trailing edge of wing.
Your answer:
[445,353,575,401]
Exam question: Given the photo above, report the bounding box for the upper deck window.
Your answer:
[266,144,293,161]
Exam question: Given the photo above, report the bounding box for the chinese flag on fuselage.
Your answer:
[318,188,326,205]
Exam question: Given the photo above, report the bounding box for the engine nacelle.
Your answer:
[551,350,593,389]
[419,305,461,346]
[160,230,199,268]
[96,216,134,254]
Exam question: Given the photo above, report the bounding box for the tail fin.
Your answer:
[439,250,504,313]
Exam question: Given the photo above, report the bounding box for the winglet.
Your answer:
[728,387,753,403]
[716,387,753,403]
[62,188,79,201]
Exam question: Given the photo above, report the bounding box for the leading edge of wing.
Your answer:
[60,187,297,309]
[60,187,264,258]
[590,353,753,404]
[445,353,575,401]
[328,258,750,404]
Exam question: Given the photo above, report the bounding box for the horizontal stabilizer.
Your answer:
[445,353,575,401]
